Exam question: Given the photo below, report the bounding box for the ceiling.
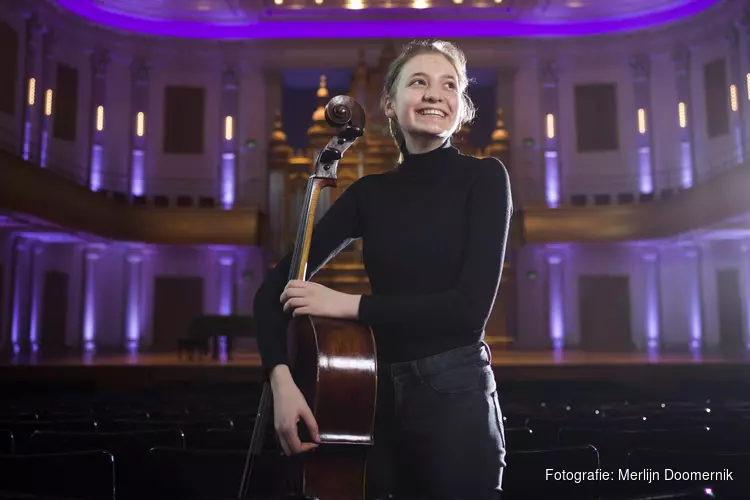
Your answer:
[50,0,724,39]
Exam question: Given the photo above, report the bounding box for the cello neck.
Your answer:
[288,176,336,282]
[286,95,365,283]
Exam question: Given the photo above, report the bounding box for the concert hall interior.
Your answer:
[2,0,750,498]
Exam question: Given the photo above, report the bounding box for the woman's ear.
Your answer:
[384,97,396,119]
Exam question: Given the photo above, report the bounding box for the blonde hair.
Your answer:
[380,39,476,160]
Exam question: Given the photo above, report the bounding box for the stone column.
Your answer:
[672,46,696,189]
[220,65,240,208]
[726,26,745,164]
[21,15,44,162]
[81,245,102,352]
[28,242,45,353]
[496,67,516,140]
[741,242,750,349]
[683,245,703,352]
[124,248,144,351]
[630,54,656,196]
[87,51,110,192]
[741,12,750,148]
[36,29,55,168]
[129,58,151,196]
[217,253,236,315]
[10,238,30,354]
[641,248,661,351]
[546,248,565,350]
[539,61,561,207]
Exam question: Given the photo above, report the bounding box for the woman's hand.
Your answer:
[270,366,320,456]
[280,280,360,319]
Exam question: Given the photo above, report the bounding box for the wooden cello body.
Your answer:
[241,96,377,500]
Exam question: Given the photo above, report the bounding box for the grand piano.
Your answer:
[178,315,255,360]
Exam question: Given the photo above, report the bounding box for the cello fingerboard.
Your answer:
[288,176,335,282]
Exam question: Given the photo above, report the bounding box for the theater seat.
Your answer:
[27,429,186,498]
[625,448,750,497]
[0,450,115,500]
[144,446,279,499]
[502,445,601,500]
[599,487,717,499]
[0,430,14,455]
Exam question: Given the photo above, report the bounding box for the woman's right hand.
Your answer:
[270,365,321,456]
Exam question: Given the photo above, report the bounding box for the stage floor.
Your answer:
[3,348,750,388]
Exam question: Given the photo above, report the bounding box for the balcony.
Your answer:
[0,131,267,246]
[2,127,750,246]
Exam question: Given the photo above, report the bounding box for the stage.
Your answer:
[3,348,750,395]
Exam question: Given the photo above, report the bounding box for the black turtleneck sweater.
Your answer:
[253,143,513,373]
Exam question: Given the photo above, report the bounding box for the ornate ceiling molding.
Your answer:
[48,0,725,39]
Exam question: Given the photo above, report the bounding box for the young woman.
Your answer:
[254,39,512,500]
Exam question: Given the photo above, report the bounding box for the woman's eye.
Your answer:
[411,79,425,86]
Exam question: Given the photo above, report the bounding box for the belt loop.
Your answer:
[410,361,423,383]
[482,341,492,364]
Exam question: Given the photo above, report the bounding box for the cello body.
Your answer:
[241,96,377,500]
[289,315,377,498]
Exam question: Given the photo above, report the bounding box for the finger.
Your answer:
[281,288,305,300]
[284,298,307,313]
[300,404,321,443]
[276,430,291,456]
[299,442,319,453]
[292,307,311,317]
[284,426,304,454]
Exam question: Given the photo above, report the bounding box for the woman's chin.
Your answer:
[406,127,452,139]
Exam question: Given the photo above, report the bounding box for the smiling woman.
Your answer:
[381,40,476,156]
[254,39,514,500]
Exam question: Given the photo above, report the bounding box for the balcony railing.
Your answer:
[512,137,750,208]
[0,126,265,210]
[3,123,750,210]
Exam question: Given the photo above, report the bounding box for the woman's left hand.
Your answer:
[280,280,360,319]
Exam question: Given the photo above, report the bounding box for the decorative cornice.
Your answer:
[629,54,650,80]
[90,50,111,77]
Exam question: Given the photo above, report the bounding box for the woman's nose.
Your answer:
[423,88,442,102]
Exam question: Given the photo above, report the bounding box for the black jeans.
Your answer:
[365,341,506,500]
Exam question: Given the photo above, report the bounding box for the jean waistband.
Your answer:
[388,341,491,382]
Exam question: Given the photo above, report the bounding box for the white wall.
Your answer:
[515,238,750,352]
[0,235,266,353]
[689,36,739,181]
[46,40,91,184]
[557,57,638,197]
[102,59,132,193]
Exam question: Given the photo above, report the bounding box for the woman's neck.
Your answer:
[403,134,450,155]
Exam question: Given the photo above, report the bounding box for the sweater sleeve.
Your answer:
[253,178,365,376]
[357,157,513,333]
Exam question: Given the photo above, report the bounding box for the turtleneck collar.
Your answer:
[396,139,459,176]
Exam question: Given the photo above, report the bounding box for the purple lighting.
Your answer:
[684,247,702,352]
[90,144,103,192]
[55,0,721,39]
[642,250,660,350]
[218,254,234,315]
[82,248,101,352]
[638,146,653,195]
[221,152,235,209]
[547,251,564,350]
[125,251,143,350]
[131,149,145,196]
[544,151,560,208]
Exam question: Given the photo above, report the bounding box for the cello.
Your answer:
[239,96,378,500]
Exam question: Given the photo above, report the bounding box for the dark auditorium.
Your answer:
[2,0,750,499]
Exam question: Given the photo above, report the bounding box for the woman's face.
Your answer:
[385,53,462,152]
